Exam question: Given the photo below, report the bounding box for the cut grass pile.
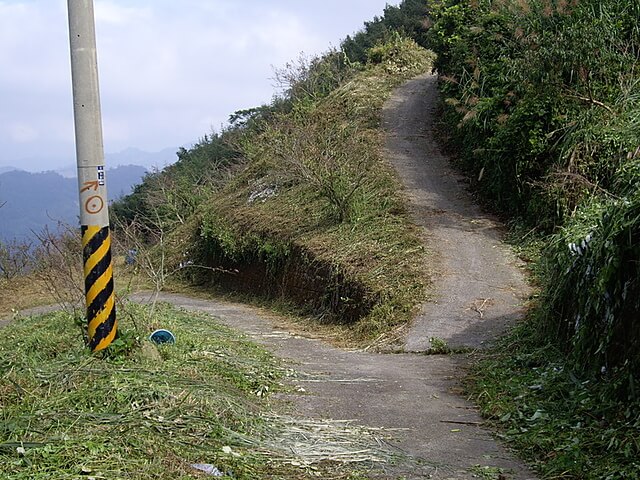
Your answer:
[0,303,396,479]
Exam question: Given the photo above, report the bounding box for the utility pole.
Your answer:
[67,0,117,352]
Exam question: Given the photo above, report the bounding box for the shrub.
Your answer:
[428,0,640,401]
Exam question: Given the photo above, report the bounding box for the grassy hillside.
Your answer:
[113,38,435,346]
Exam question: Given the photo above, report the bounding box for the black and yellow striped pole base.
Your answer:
[82,225,117,352]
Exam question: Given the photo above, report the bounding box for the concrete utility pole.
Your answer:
[67,0,117,352]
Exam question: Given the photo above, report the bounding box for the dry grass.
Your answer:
[0,257,154,320]
[0,275,55,318]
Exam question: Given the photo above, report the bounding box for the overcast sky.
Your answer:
[0,0,396,172]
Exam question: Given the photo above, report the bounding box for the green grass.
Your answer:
[466,318,640,479]
[0,303,392,479]
[467,224,640,479]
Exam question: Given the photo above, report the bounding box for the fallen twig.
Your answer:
[471,298,491,319]
[440,420,484,426]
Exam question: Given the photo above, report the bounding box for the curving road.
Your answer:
[383,74,531,352]
[126,72,536,477]
[130,290,534,479]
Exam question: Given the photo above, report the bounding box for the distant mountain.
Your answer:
[56,147,178,178]
[0,166,18,174]
[106,165,149,198]
[0,165,147,242]
[109,147,178,170]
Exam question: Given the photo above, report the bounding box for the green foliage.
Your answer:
[198,213,291,273]
[245,109,377,224]
[428,337,450,354]
[543,192,640,399]
[101,328,140,359]
[428,0,640,473]
[341,0,432,64]
[428,0,640,402]
[429,0,640,226]
[367,34,433,75]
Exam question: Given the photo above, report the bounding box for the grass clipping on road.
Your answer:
[467,319,640,479]
[0,304,396,479]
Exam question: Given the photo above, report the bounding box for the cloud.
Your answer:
[0,0,398,170]
[7,122,38,143]
[0,2,68,91]
[94,1,151,25]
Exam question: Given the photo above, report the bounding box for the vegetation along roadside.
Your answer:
[427,0,640,478]
[0,302,396,479]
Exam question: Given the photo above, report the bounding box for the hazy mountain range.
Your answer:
[0,148,178,242]
[54,147,178,178]
[0,147,177,177]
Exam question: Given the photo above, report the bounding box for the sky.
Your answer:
[0,0,397,172]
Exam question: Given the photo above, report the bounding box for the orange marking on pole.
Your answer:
[84,195,104,214]
[81,180,100,192]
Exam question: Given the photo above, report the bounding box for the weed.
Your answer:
[428,337,450,354]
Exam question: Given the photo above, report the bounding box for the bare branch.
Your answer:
[566,93,614,114]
